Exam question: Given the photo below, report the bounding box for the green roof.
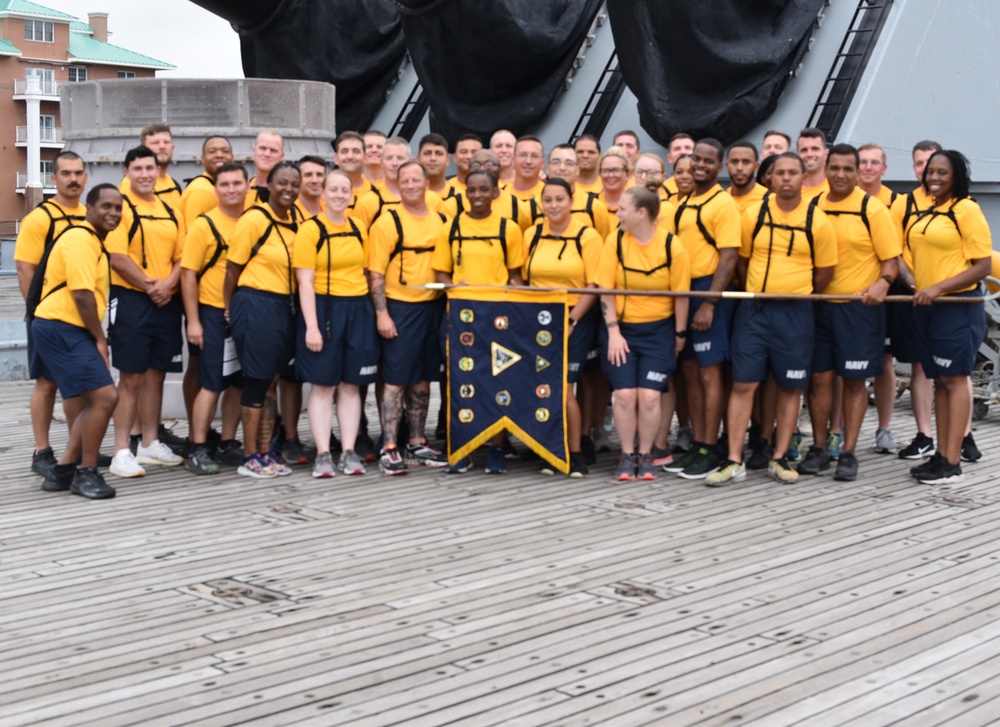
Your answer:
[69,32,174,70]
[0,0,77,20]
[0,36,21,56]
[70,20,92,33]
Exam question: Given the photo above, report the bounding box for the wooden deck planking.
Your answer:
[3,378,1000,725]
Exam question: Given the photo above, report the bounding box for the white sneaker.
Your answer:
[136,439,184,466]
[110,448,145,478]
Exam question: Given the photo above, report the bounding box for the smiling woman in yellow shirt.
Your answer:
[224,161,301,480]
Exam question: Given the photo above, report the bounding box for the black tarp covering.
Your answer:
[396,0,603,144]
[200,0,407,134]
[606,0,826,145]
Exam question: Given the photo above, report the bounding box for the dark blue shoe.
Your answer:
[444,456,473,474]
[484,446,507,474]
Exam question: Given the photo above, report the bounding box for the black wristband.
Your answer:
[676,329,689,339]
[881,274,895,285]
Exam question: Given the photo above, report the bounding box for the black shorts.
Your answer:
[109,286,183,374]
[231,287,295,380]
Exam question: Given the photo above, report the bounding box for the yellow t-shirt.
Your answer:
[802,178,830,202]
[245,176,268,210]
[294,197,325,221]
[431,211,525,286]
[180,174,217,224]
[350,180,379,212]
[439,188,531,231]
[818,188,902,298]
[14,199,87,266]
[673,183,742,279]
[872,184,898,210]
[987,250,1000,294]
[228,203,298,294]
[728,183,769,214]
[571,189,612,240]
[741,196,838,294]
[509,179,546,224]
[906,197,993,293]
[444,177,466,199]
[120,174,183,209]
[663,176,680,203]
[180,207,239,308]
[596,228,691,323]
[292,214,368,296]
[891,187,935,271]
[367,206,446,302]
[576,178,602,197]
[522,219,603,305]
[105,195,184,291]
[34,222,109,329]
[354,186,443,230]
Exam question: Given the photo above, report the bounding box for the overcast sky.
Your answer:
[42,0,244,78]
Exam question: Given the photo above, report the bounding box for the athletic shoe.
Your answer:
[663,446,700,474]
[71,467,116,499]
[569,452,588,478]
[501,437,521,460]
[265,452,293,476]
[136,439,184,467]
[355,431,376,463]
[158,423,189,457]
[444,456,473,474]
[339,450,366,475]
[282,436,309,465]
[378,447,408,476]
[899,432,933,460]
[31,447,57,479]
[961,433,982,463]
[797,445,832,475]
[580,435,597,465]
[873,428,897,454]
[405,440,448,467]
[679,446,723,480]
[591,426,611,453]
[747,440,774,471]
[650,444,673,467]
[635,453,658,480]
[747,423,762,450]
[237,453,277,479]
[917,459,965,486]
[185,445,220,475]
[834,451,859,481]
[484,446,507,474]
[110,449,145,478]
[673,426,693,453]
[705,460,747,487]
[769,457,799,484]
[911,452,944,479]
[216,439,244,466]
[128,433,140,455]
[826,431,843,460]
[41,462,76,492]
[614,453,637,481]
[797,407,813,438]
[787,433,804,462]
[313,451,336,478]
[539,461,557,476]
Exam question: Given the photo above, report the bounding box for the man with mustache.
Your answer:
[15,151,93,480]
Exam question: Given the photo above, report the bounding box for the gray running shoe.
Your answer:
[312,451,335,479]
[873,428,897,454]
[340,450,366,475]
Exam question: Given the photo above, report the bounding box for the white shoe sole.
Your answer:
[109,465,145,478]
[136,455,183,467]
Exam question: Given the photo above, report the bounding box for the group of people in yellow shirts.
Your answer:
[15,122,992,499]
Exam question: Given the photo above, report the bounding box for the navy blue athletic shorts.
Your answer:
[381,297,445,387]
[567,306,598,384]
[31,318,113,399]
[230,287,295,380]
[812,301,885,379]
[109,287,183,374]
[732,300,813,389]
[296,294,378,387]
[681,275,735,366]
[197,304,243,393]
[26,320,52,381]
[913,289,986,378]
[599,317,675,392]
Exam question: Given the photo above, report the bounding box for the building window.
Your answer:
[24,20,54,43]
[117,70,136,79]
[40,160,53,177]
[68,66,88,83]
[39,115,56,142]
[26,67,56,94]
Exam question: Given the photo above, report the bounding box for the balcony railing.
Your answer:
[15,126,63,144]
[13,78,59,97]
[16,173,56,191]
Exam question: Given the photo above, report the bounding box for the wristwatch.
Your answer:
[676,329,689,338]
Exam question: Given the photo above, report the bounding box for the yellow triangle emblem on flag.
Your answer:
[535,355,550,372]
[491,342,522,376]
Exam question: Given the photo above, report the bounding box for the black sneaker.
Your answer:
[917,459,964,486]
[96,452,113,468]
[898,432,934,460]
[71,466,116,499]
[216,439,244,466]
[31,447,57,479]
[961,433,982,462]
[834,450,859,481]
[580,435,597,465]
[282,436,309,465]
[663,445,701,474]
[615,452,637,481]
[378,446,408,476]
[797,445,832,475]
[746,440,774,471]
[910,452,944,479]
[159,424,189,456]
[569,452,588,478]
[678,447,723,480]
[41,462,75,492]
[356,430,376,463]
[185,445,220,475]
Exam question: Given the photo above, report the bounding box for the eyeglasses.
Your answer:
[600,167,626,176]
[634,169,661,178]
[468,160,500,170]
[548,159,577,168]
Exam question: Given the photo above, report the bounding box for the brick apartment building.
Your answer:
[0,0,172,228]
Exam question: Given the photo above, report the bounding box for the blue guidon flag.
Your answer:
[447,287,569,474]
